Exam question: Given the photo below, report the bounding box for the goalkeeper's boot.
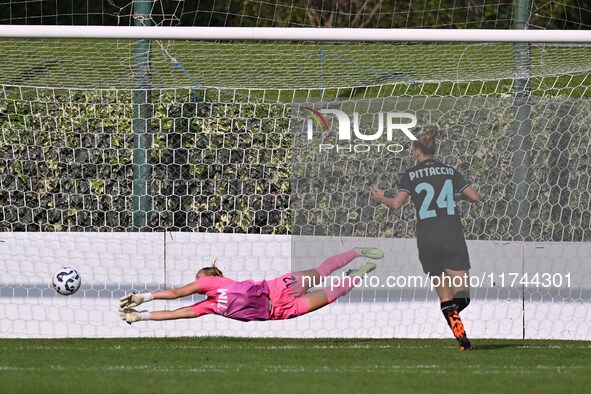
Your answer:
[119,308,141,325]
[346,262,377,278]
[443,305,472,350]
[353,247,384,260]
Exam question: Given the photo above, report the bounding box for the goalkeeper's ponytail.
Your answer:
[413,125,438,157]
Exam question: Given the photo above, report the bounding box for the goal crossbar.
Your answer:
[1,26,591,42]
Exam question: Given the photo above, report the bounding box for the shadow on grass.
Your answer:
[471,343,526,351]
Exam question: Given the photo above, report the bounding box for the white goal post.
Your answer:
[1,25,591,42]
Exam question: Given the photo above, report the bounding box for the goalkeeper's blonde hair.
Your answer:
[197,261,224,278]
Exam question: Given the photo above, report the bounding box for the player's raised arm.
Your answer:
[371,188,410,210]
[460,186,481,202]
[454,186,481,203]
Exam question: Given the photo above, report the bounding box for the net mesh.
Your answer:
[1,0,590,29]
[1,39,591,90]
[1,38,590,239]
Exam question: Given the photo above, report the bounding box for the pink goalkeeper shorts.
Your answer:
[267,273,310,320]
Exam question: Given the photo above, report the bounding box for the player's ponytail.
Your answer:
[413,125,438,157]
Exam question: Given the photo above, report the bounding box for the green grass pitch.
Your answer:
[1,337,590,393]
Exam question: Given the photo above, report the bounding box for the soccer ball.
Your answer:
[52,266,82,296]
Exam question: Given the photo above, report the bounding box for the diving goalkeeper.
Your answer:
[119,248,382,324]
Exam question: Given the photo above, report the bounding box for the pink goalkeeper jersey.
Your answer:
[189,276,271,322]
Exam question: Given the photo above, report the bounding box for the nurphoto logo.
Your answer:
[303,107,418,154]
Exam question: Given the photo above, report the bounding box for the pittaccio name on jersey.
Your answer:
[408,166,455,181]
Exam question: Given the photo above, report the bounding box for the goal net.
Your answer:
[0,0,590,339]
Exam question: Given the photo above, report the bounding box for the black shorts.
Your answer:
[417,242,471,275]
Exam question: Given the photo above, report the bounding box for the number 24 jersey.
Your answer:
[398,159,470,246]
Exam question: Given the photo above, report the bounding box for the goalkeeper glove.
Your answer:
[119,308,140,325]
[119,292,153,309]
[118,308,150,325]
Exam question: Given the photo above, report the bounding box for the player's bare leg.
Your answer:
[296,248,383,296]
[304,262,377,313]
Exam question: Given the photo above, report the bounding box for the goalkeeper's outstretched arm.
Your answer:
[152,281,202,300]
[119,281,202,309]
[119,306,197,324]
